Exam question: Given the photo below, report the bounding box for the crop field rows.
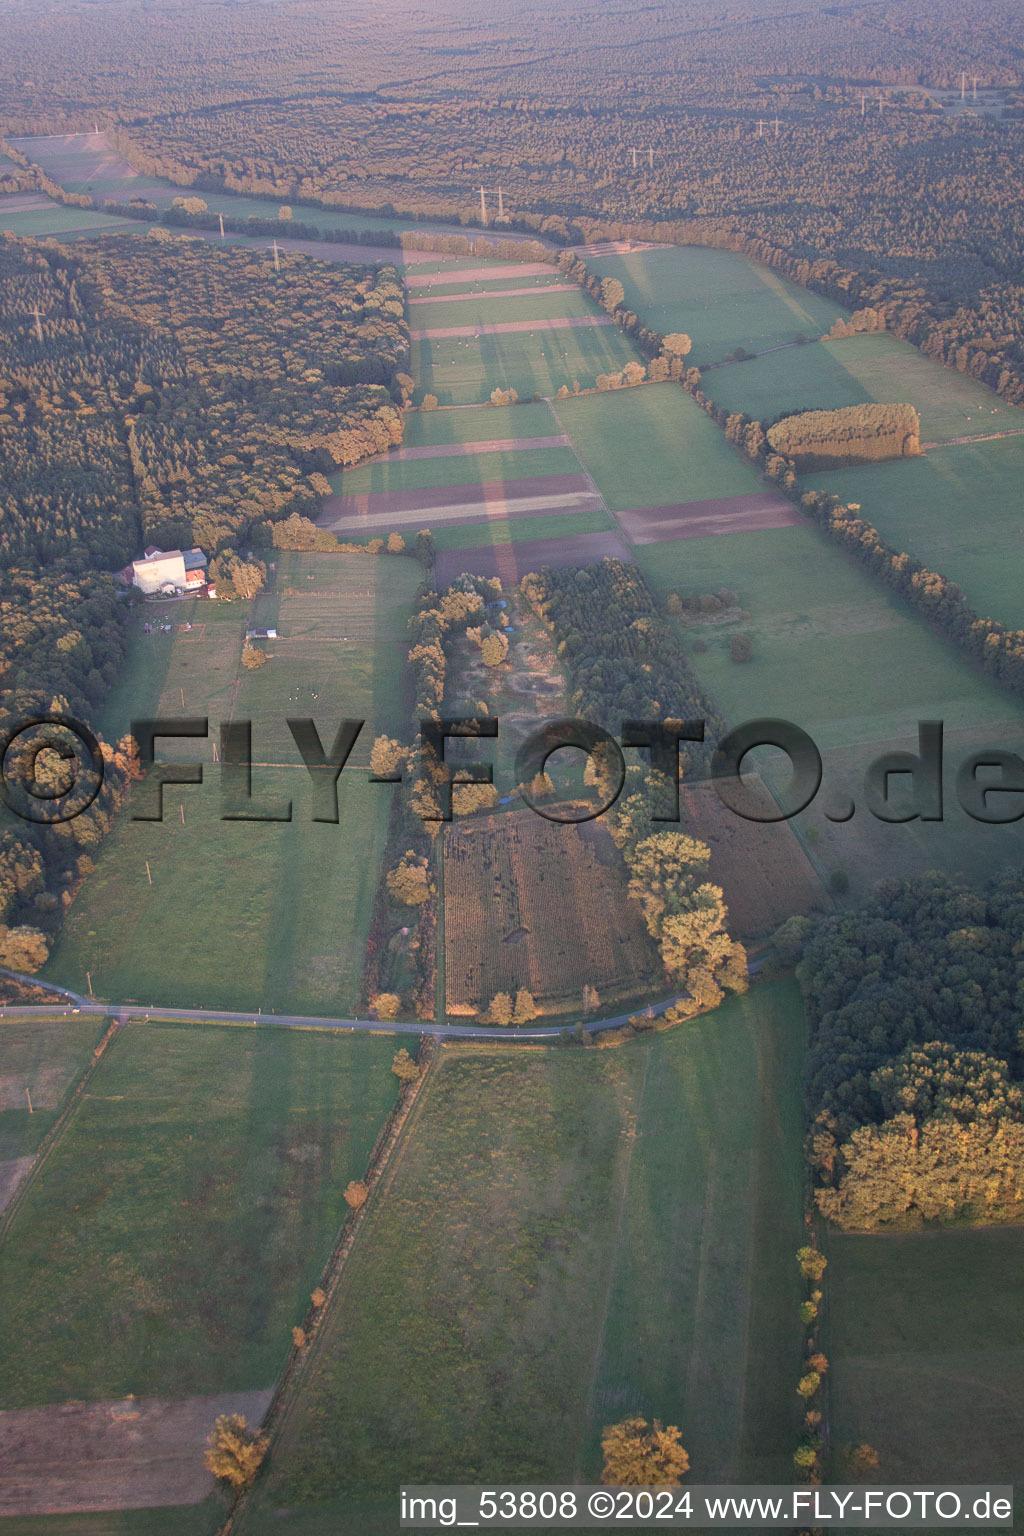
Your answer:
[443,809,657,1017]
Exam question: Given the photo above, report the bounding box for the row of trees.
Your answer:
[797,872,1024,1230]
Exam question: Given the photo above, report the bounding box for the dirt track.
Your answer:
[0,1388,273,1516]
[435,528,631,587]
[321,471,598,526]
[404,263,556,287]
[411,315,615,340]
[615,491,802,545]
[408,283,580,304]
[0,1158,33,1217]
[352,435,571,467]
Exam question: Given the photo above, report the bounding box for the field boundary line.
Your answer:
[574,1046,652,1479]
[219,1035,440,1536]
[0,1015,120,1249]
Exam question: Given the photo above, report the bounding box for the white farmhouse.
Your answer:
[131,546,208,595]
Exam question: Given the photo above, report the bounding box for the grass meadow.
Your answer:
[0,200,137,238]
[0,1016,106,1162]
[330,445,582,498]
[0,1507,222,1536]
[825,1226,1024,1486]
[0,1023,398,1407]
[635,524,1024,893]
[702,334,1024,446]
[240,982,806,1535]
[400,400,560,447]
[808,436,1024,631]
[581,246,845,366]
[410,322,642,406]
[553,383,764,509]
[46,553,420,1013]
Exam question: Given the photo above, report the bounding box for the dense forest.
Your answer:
[766,402,921,469]
[0,233,410,972]
[797,873,1024,1230]
[521,561,724,772]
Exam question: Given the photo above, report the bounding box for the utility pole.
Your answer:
[25,1087,33,1115]
[86,970,94,998]
[973,76,979,101]
[878,96,884,114]
[631,145,637,169]
[145,860,152,885]
[272,239,280,272]
[773,116,780,138]
[861,92,866,117]
[757,119,764,137]
[497,184,504,221]
[648,146,654,169]
[479,185,488,226]
[219,211,225,238]
[30,307,43,343]
[961,71,967,100]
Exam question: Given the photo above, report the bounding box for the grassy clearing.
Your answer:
[635,524,1023,747]
[0,1023,398,1407]
[582,246,845,366]
[411,323,641,406]
[413,273,569,295]
[401,400,559,447]
[407,288,596,329]
[0,1017,106,1162]
[429,507,615,552]
[702,334,1024,446]
[825,1226,1024,1484]
[242,982,805,1532]
[331,445,581,498]
[0,1506,222,1536]
[0,201,136,238]
[47,553,419,1013]
[807,436,1024,631]
[554,383,765,509]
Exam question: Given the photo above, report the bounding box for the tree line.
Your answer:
[766,402,921,470]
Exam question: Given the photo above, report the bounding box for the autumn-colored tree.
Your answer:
[204,1413,268,1491]
[292,1325,307,1348]
[392,1047,420,1083]
[729,633,754,662]
[241,642,268,669]
[480,631,509,667]
[601,1418,690,1486]
[232,561,266,600]
[513,988,538,1024]
[311,1287,326,1308]
[370,734,404,777]
[487,992,515,1026]
[387,532,405,553]
[373,992,400,1021]
[344,1180,369,1209]
[796,1246,828,1283]
[0,925,50,973]
[599,277,625,313]
[662,333,692,357]
[422,394,439,410]
[386,850,432,905]
[583,983,600,1015]
[797,1371,821,1398]
[844,1443,881,1479]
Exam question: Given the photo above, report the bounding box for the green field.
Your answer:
[808,436,1024,631]
[0,1506,221,1536]
[46,553,419,1013]
[826,1226,1024,1486]
[636,524,1024,893]
[554,382,765,508]
[582,246,846,366]
[0,1023,398,1407]
[331,445,582,498]
[0,200,136,238]
[241,982,806,1534]
[408,288,597,329]
[430,507,615,551]
[400,399,559,447]
[0,1016,106,1162]
[411,322,642,406]
[701,333,1024,446]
